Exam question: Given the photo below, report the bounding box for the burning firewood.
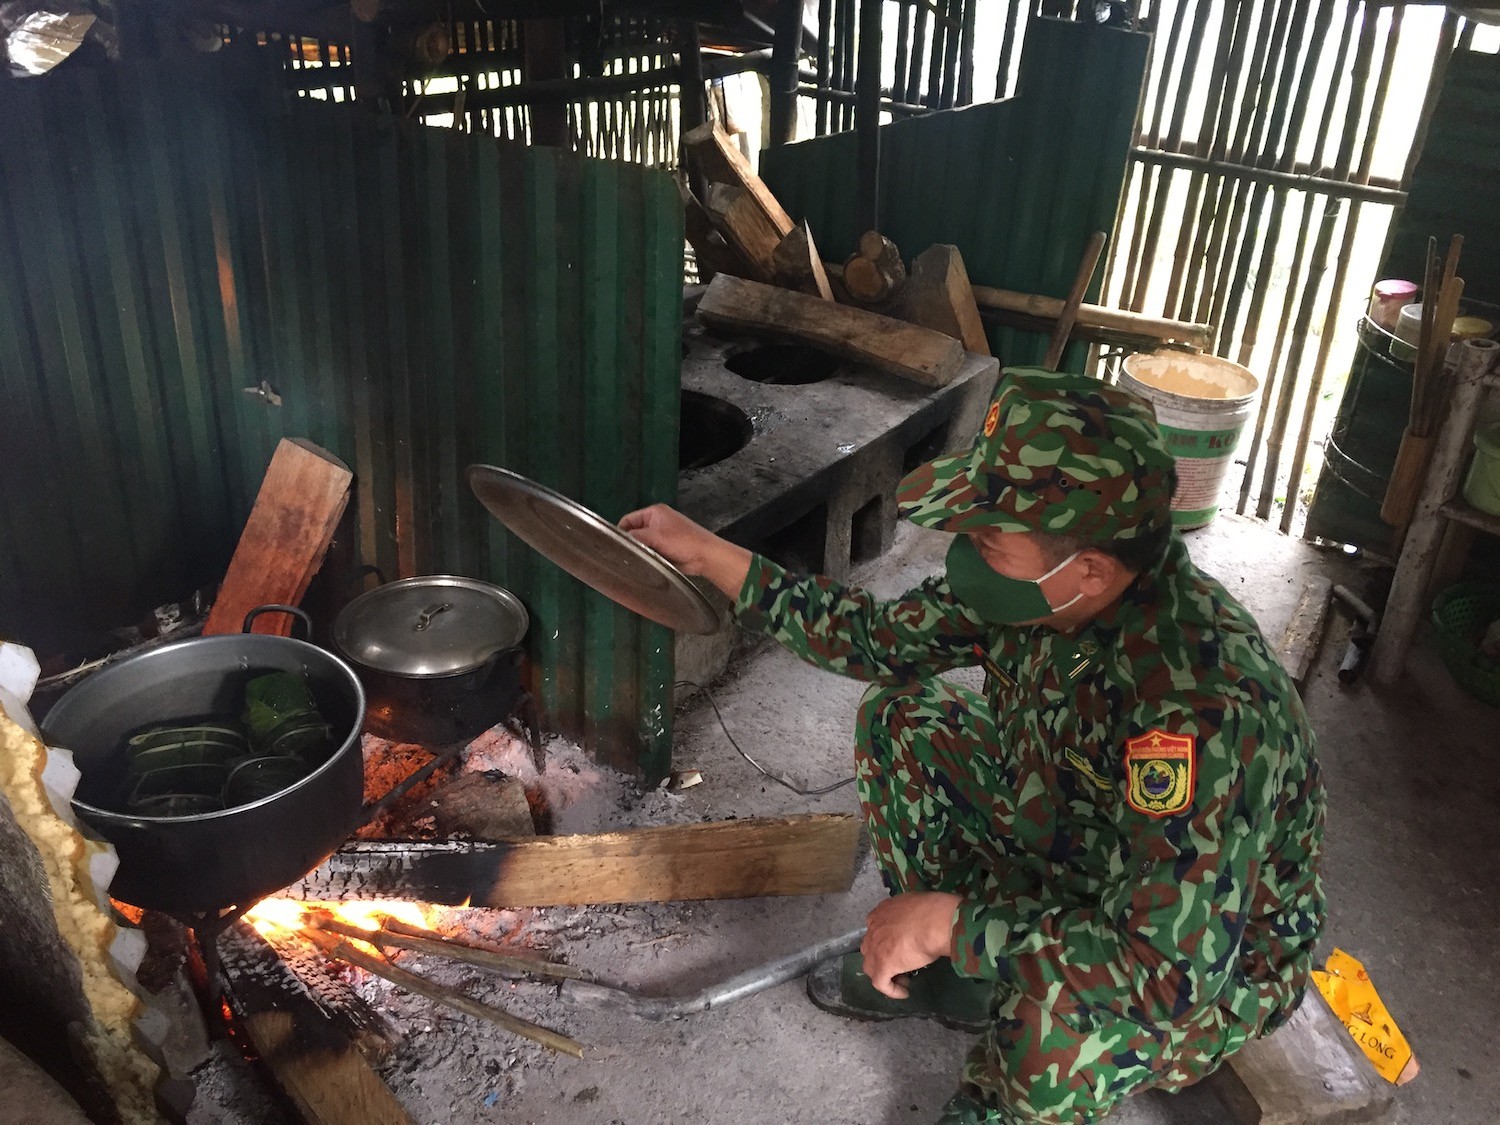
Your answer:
[301,926,585,1058]
[312,913,589,982]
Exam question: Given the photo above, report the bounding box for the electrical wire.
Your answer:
[676,681,857,797]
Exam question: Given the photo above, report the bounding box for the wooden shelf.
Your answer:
[1439,498,1500,537]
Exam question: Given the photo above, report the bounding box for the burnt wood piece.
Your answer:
[841,231,905,305]
[289,814,861,906]
[217,923,410,1125]
[899,244,989,355]
[697,275,964,388]
[202,439,352,638]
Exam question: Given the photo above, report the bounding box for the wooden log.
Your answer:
[967,283,1214,348]
[289,813,862,907]
[899,244,989,355]
[1379,430,1433,530]
[704,184,783,282]
[1044,231,1108,371]
[683,122,794,242]
[202,438,352,638]
[218,923,412,1125]
[427,773,535,839]
[697,275,964,388]
[842,231,906,304]
[772,221,835,300]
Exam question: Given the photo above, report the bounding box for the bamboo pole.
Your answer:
[995,0,1022,100]
[303,927,585,1058]
[1251,0,1379,520]
[906,0,930,105]
[966,284,1213,346]
[893,0,912,113]
[816,0,833,134]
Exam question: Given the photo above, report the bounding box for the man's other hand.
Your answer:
[861,891,964,998]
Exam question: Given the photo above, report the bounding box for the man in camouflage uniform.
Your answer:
[621,367,1326,1124]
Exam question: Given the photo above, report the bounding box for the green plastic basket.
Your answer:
[1431,583,1500,708]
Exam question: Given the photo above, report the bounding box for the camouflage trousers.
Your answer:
[854,679,1252,1124]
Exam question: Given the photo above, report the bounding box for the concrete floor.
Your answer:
[191,513,1496,1124]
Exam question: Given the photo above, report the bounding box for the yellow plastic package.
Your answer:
[1312,948,1419,1085]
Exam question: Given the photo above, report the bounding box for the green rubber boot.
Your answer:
[805,952,992,1033]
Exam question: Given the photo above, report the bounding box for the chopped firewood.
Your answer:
[771,222,834,301]
[291,813,861,906]
[703,183,784,282]
[697,275,964,388]
[683,121,794,243]
[218,923,410,1125]
[427,773,535,839]
[203,438,352,637]
[310,914,588,982]
[898,244,990,355]
[841,231,906,305]
[302,928,584,1058]
[681,181,750,284]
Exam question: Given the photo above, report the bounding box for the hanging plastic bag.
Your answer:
[1312,948,1419,1085]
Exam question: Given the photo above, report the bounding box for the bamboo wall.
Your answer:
[0,59,683,777]
[761,17,1150,370]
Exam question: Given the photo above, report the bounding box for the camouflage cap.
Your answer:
[897,367,1175,540]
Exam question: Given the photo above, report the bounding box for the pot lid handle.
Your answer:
[413,602,453,631]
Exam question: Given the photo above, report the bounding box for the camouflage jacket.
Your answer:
[734,535,1326,1033]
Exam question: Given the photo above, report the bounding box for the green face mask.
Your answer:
[945,535,1082,624]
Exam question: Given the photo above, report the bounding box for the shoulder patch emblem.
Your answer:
[983,402,1001,438]
[1124,729,1196,817]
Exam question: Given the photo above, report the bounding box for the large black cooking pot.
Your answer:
[42,607,366,917]
[333,574,530,747]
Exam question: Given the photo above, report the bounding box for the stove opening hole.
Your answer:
[903,420,953,475]
[680,390,753,471]
[758,503,828,575]
[725,343,842,385]
[851,496,890,564]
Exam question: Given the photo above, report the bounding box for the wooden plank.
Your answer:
[1211,988,1395,1124]
[683,122,795,240]
[697,275,965,388]
[1043,230,1107,371]
[901,244,989,356]
[1277,576,1333,688]
[290,814,861,907]
[203,438,353,637]
[220,924,412,1125]
[772,221,835,301]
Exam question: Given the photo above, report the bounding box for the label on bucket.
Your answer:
[1160,425,1242,457]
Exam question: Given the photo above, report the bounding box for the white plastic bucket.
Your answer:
[1120,352,1261,529]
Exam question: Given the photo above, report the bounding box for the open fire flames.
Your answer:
[246,897,451,943]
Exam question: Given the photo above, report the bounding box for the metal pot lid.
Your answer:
[334,575,530,677]
[465,465,724,635]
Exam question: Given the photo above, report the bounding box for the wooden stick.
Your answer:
[966,284,1211,348]
[312,915,590,982]
[303,928,585,1058]
[1044,231,1108,371]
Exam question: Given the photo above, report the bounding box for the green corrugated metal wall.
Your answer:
[1383,45,1500,304]
[761,17,1149,370]
[0,58,682,777]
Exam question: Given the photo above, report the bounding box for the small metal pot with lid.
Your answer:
[333,574,531,749]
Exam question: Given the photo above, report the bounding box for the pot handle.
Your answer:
[348,564,388,596]
[472,644,526,688]
[243,604,313,639]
